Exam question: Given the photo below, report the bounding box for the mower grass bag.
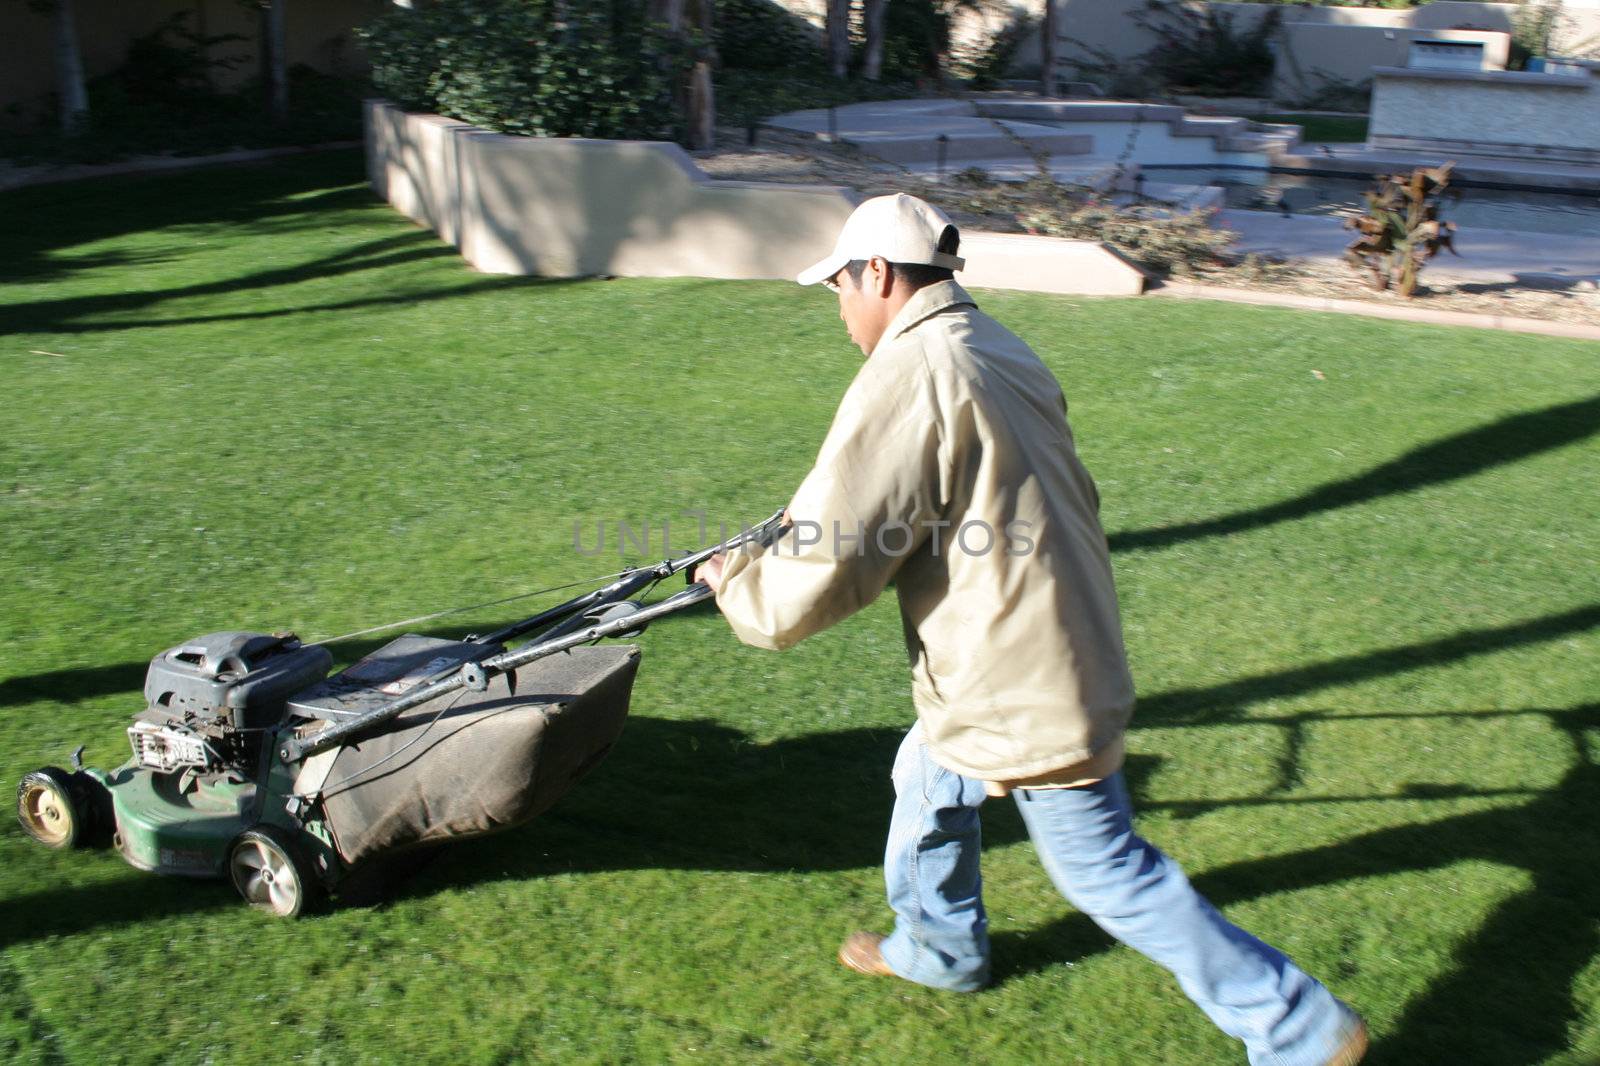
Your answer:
[304,644,639,866]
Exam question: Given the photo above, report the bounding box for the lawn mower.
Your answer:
[15,511,784,917]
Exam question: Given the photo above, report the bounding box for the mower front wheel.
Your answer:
[229,826,322,918]
[16,767,87,849]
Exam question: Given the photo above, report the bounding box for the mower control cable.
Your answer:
[279,510,789,766]
[298,568,638,649]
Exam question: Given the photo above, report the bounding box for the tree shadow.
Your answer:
[4,603,1593,956]
[0,718,969,949]
[3,623,1598,1061]
[0,150,371,285]
[1108,394,1600,553]
[5,272,562,335]
[0,867,239,949]
[1453,272,1600,296]
[993,703,1600,1066]
[1136,602,1600,728]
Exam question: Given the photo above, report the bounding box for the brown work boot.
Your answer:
[1325,1015,1369,1066]
[838,931,896,978]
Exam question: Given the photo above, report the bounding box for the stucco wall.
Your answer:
[1273,25,1512,102]
[366,101,1146,295]
[1032,0,1600,102]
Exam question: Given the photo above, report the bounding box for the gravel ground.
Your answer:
[695,126,1600,326]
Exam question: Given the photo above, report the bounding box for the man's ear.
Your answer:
[869,256,893,298]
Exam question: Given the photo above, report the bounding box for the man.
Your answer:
[696,194,1366,1066]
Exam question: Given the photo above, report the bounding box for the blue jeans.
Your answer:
[878,726,1357,1066]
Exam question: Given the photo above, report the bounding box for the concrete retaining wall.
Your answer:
[368,100,860,282]
[366,101,1147,295]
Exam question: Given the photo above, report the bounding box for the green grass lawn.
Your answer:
[1249,113,1370,144]
[2,151,1598,1065]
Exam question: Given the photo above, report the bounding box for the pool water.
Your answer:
[1140,166,1600,237]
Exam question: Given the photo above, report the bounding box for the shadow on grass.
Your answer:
[992,703,1600,1066]
[0,867,238,950]
[6,272,560,335]
[1108,393,1600,553]
[2,607,1597,1062]
[0,151,370,286]
[1135,602,1600,727]
[2,207,593,335]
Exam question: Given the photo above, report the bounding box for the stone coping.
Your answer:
[1372,66,1594,88]
[1270,149,1600,193]
[770,97,1298,162]
[1367,135,1600,168]
[1152,282,1600,342]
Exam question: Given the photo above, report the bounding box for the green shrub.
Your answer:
[956,12,1039,90]
[716,0,826,72]
[880,0,953,83]
[1135,0,1280,96]
[716,68,915,127]
[1,12,365,165]
[1510,2,1561,70]
[102,11,248,111]
[1284,70,1372,111]
[359,0,677,140]
[712,0,925,128]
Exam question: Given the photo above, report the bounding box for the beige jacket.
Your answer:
[716,281,1135,781]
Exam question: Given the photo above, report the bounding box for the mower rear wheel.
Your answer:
[229,826,321,918]
[16,768,84,849]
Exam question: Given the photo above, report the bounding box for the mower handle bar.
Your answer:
[279,509,787,765]
[473,509,784,646]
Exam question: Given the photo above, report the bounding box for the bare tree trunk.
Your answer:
[195,0,214,92]
[1040,0,1058,97]
[266,0,289,122]
[827,0,851,79]
[687,62,715,148]
[862,0,888,81]
[51,0,89,134]
[652,0,716,147]
[649,0,685,28]
[687,0,716,148]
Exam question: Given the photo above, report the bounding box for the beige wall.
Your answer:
[367,101,1146,294]
[1,0,386,129]
[1050,0,1163,73]
[1037,0,1600,102]
[1273,25,1512,103]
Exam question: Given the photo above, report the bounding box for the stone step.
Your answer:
[976,100,1302,156]
[847,128,1094,164]
[1114,181,1225,213]
[899,157,1132,194]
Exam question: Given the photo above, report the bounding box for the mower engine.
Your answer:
[133,632,333,774]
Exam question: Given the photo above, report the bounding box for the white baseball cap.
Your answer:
[797,193,966,287]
